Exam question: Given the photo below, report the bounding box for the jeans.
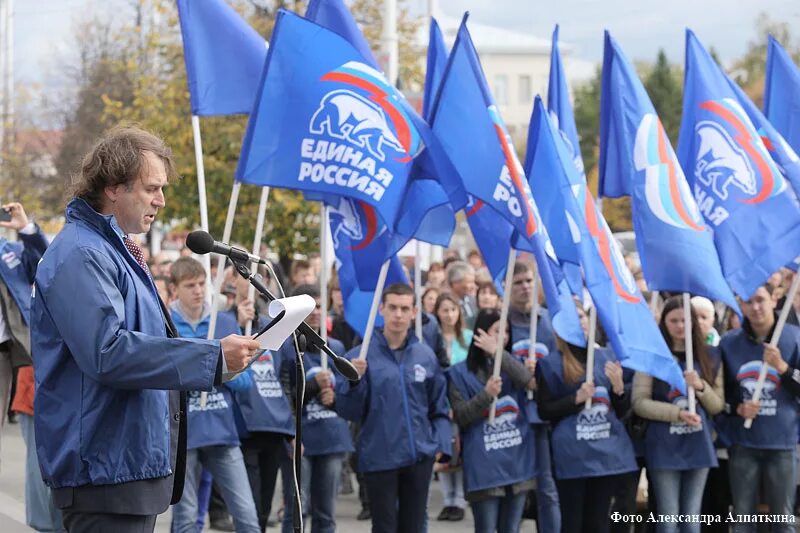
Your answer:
[439,470,466,508]
[729,445,796,533]
[172,446,260,533]
[364,457,435,533]
[648,468,709,533]
[471,490,527,533]
[196,469,212,532]
[534,424,561,533]
[282,453,345,533]
[20,414,64,532]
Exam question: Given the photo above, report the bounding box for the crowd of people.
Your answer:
[3,127,800,533]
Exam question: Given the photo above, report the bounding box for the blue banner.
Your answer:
[676,30,800,299]
[529,96,685,393]
[599,32,739,312]
[176,0,268,116]
[765,36,800,154]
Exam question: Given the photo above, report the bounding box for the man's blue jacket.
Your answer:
[32,198,222,489]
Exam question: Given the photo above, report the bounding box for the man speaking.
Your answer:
[31,126,261,532]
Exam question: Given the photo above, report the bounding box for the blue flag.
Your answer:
[725,76,800,197]
[423,18,448,121]
[429,16,583,346]
[676,30,800,299]
[545,25,587,295]
[327,196,407,336]
[237,10,425,229]
[176,0,268,116]
[599,32,739,312]
[765,36,800,153]
[302,3,456,253]
[529,96,685,393]
[304,0,380,70]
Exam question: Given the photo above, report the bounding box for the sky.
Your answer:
[10,0,800,106]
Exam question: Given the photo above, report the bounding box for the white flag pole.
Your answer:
[319,204,329,370]
[488,249,517,424]
[585,304,597,410]
[244,186,270,336]
[683,293,696,415]
[415,240,423,340]
[526,276,540,400]
[190,115,213,297]
[207,181,242,340]
[357,260,391,360]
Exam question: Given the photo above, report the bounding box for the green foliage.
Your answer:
[644,49,683,144]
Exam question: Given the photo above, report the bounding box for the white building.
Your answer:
[434,14,596,144]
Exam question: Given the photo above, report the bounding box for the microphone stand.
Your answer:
[230,259,358,533]
[231,259,360,381]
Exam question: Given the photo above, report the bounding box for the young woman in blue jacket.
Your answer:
[447,309,536,533]
[537,304,637,533]
[632,297,724,533]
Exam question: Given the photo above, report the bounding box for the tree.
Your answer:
[732,13,800,105]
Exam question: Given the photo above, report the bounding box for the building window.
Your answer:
[519,75,531,104]
[494,75,508,105]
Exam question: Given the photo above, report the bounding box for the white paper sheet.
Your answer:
[254,295,316,350]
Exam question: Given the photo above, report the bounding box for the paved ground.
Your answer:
[0,422,540,532]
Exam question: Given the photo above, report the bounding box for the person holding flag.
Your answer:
[536,303,636,533]
[719,283,800,527]
[632,297,723,531]
[447,308,536,533]
[336,283,452,533]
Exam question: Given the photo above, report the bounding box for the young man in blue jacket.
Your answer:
[338,283,452,533]
[167,258,259,533]
[0,201,48,466]
[720,283,800,529]
[31,127,261,533]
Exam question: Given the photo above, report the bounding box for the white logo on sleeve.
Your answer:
[414,364,427,383]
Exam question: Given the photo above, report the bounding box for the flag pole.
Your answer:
[489,248,517,424]
[320,203,329,369]
[586,197,605,410]
[683,292,696,414]
[245,186,271,336]
[190,115,213,298]
[208,181,242,339]
[745,271,800,428]
[526,275,540,400]
[415,240,423,340]
[357,260,391,360]
[585,304,597,410]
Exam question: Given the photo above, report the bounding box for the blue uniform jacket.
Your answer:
[0,225,48,325]
[337,329,453,473]
[171,304,244,450]
[32,198,222,489]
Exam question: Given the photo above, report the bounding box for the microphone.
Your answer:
[186,231,266,265]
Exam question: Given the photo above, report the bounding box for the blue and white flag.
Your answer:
[529,96,685,393]
[599,32,739,312]
[676,30,800,299]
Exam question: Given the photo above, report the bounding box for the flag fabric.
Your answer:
[300,3,456,252]
[423,18,448,120]
[598,32,739,312]
[765,36,800,153]
[176,0,268,116]
[328,196,407,336]
[545,25,588,295]
[429,16,584,346]
[725,77,800,197]
[304,0,380,70]
[528,96,685,393]
[676,30,800,299]
[236,10,425,229]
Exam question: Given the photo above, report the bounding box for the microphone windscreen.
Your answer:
[185,230,215,255]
